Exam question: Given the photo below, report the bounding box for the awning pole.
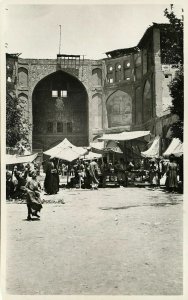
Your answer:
[124,141,127,163]
[131,140,134,161]
[57,158,60,170]
[67,163,70,185]
[159,136,162,157]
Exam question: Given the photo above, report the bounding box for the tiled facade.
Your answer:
[6,23,178,152]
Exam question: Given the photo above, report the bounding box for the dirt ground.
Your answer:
[6,186,183,295]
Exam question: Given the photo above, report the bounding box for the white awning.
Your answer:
[82,151,102,160]
[141,136,160,158]
[50,148,86,162]
[43,138,88,162]
[98,131,150,141]
[6,153,38,165]
[90,141,105,151]
[163,138,183,157]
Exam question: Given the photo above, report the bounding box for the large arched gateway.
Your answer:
[32,70,89,150]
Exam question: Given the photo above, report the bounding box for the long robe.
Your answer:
[149,163,159,185]
[166,162,178,188]
[89,161,99,184]
[44,161,59,194]
[25,179,42,213]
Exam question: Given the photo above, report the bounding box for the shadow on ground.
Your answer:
[99,201,182,210]
[22,218,41,222]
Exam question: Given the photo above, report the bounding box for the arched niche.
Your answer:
[106,90,132,128]
[18,93,29,120]
[142,49,148,75]
[92,68,102,86]
[134,53,142,81]
[32,70,89,150]
[92,93,102,129]
[143,80,152,123]
[124,58,132,81]
[115,63,122,82]
[107,65,114,83]
[18,67,28,87]
[135,87,142,124]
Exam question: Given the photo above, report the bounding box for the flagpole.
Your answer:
[59,25,62,54]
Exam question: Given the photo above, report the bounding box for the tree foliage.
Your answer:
[6,54,31,149]
[164,5,184,141]
[6,92,30,147]
[162,7,183,65]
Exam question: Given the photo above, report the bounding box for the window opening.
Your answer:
[67,122,73,133]
[57,122,64,132]
[60,90,67,97]
[52,90,58,97]
[47,122,53,133]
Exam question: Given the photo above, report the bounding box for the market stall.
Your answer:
[141,136,160,158]
[97,131,151,186]
[163,138,183,157]
[6,153,39,199]
[43,138,88,186]
[90,140,123,162]
[43,138,88,162]
[99,131,150,161]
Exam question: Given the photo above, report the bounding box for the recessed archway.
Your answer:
[106,90,132,128]
[92,93,102,130]
[143,80,152,123]
[32,70,89,150]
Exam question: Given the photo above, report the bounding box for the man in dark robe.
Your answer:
[44,158,59,194]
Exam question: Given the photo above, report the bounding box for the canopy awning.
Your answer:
[43,138,88,162]
[90,140,123,153]
[90,141,105,151]
[141,136,160,158]
[98,131,150,141]
[105,140,123,153]
[6,153,38,165]
[82,151,102,160]
[163,138,183,157]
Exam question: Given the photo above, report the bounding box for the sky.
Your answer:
[2,4,183,59]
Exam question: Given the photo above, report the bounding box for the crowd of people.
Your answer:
[6,153,183,220]
[6,162,42,220]
[64,154,182,192]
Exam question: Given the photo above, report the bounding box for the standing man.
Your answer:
[101,158,110,188]
[116,158,128,187]
[44,158,59,194]
[89,159,100,190]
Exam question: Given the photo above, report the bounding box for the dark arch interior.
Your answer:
[32,71,88,150]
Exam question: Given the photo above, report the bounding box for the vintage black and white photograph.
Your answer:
[1,1,185,297]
